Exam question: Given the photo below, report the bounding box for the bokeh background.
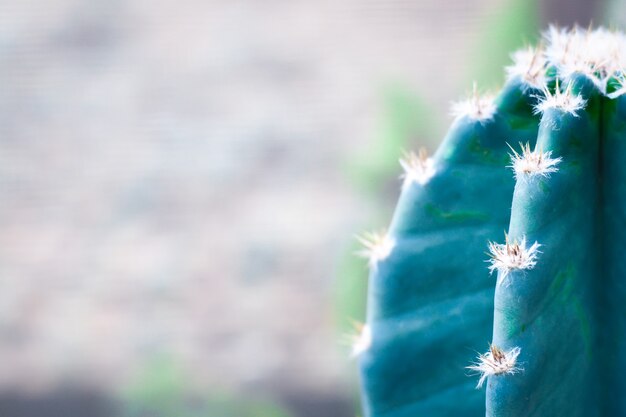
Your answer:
[0,0,622,416]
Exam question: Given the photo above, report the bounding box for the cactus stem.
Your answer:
[534,79,586,116]
[508,142,562,179]
[450,83,496,122]
[356,230,395,269]
[399,148,435,188]
[467,345,522,389]
[487,234,541,286]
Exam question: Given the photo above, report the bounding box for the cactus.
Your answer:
[353,26,626,417]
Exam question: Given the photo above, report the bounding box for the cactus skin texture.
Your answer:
[602,78,626,416]
[355,27,626,417]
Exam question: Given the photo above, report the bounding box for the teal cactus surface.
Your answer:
[353,27,626,417]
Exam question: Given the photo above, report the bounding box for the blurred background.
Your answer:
[0,0,623,416]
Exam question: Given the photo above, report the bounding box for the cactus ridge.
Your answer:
[356,26,626,417]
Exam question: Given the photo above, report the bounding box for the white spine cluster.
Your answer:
[349,323,372,358]
[400,149,436,188]
[506,47,547,89]
[608,72,626,99]
[356,230,395,269]
[451,83,496,122]
[487,235,541,286]
[543,26,626,94]
[467,345,522,388]
[534,81,586,116]
[508,143,562,180]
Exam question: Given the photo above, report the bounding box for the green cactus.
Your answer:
[353,26,626,417]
